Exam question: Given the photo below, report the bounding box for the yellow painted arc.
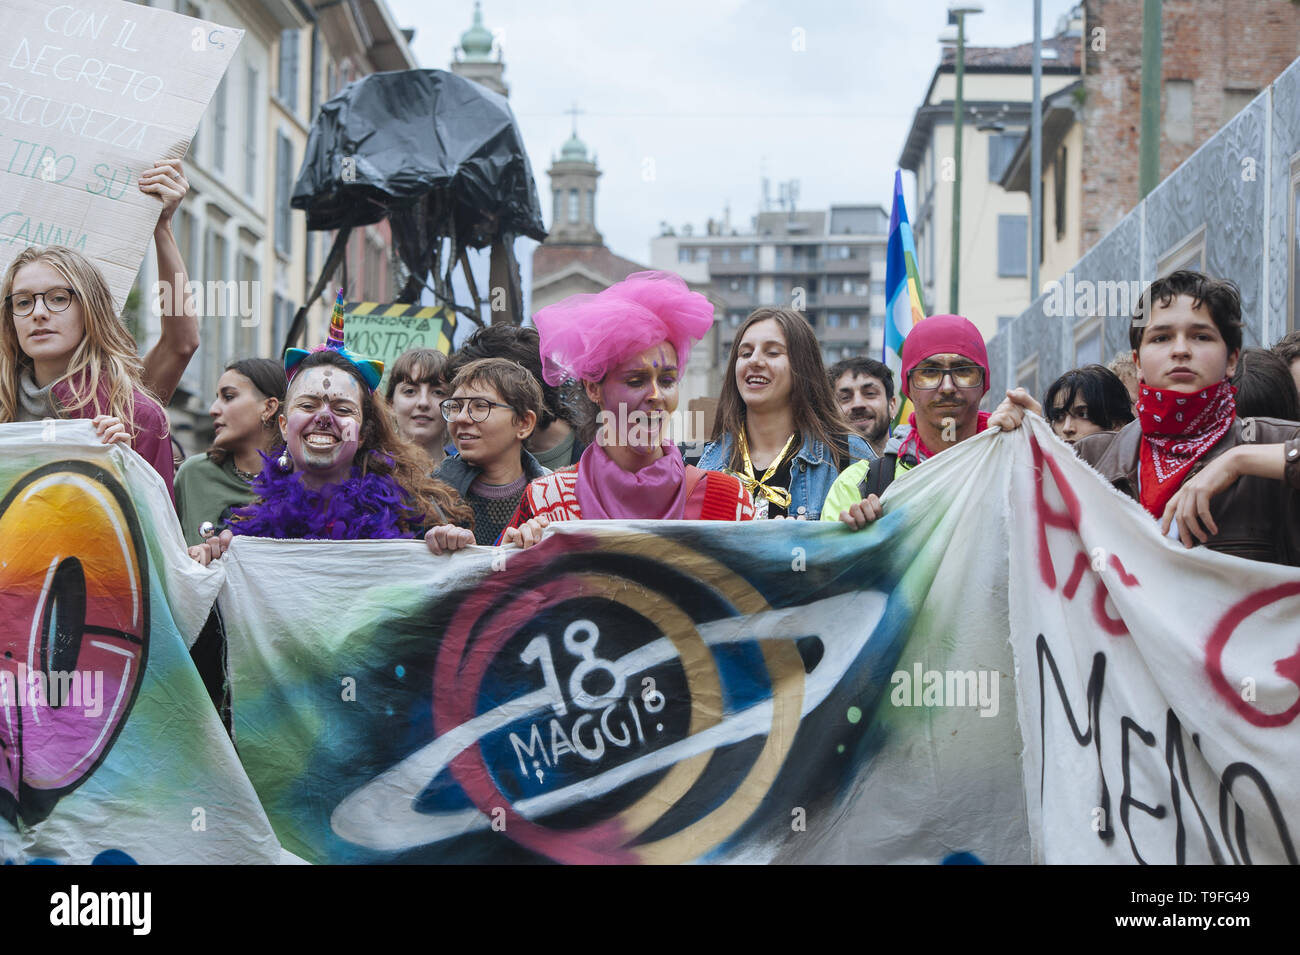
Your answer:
[559,572,721,841]
[559,532,805,864]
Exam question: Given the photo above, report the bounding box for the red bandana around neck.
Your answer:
[1137,379,1236,518]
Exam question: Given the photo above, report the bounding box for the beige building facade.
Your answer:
[999,81,1085,297]
[900,15,1082,341]
[128,0,414,452]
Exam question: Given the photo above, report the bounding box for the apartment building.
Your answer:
[649,206,890,376]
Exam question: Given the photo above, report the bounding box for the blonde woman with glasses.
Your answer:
[1,245,176,495]
[0,158,196,496]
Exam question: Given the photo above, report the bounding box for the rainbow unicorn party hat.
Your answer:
[283,288,385,391]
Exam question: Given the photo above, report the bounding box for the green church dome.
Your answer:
[560,132,588,161]
[459,2,494,61]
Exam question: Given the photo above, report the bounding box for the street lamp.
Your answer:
[943,1,983,315]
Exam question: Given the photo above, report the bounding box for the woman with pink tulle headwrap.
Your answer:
[500,271,755,547]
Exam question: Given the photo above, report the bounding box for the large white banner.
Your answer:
[0,0,242,310]
[5,416,1294,864]
[212,415,1300,864]
[1008,417,1300,864]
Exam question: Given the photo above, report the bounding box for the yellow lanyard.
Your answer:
[735,429,795,509]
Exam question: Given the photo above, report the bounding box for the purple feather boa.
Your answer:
[228,452,422,540]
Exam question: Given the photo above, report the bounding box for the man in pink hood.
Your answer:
[827,313,1038,528]
[895,313,994,463]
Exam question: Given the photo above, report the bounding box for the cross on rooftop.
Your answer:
[566,103,583,134]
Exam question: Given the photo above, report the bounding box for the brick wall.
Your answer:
[1080,0,1300,253]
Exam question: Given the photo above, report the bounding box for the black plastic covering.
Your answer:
[291,69,546,244]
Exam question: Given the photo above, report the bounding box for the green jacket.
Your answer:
[174,453,256,546]
[819,428,916,522]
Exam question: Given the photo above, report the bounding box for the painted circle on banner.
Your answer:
[433,530,805,864]
[1204,581,1300,728]
[0,462,149,825]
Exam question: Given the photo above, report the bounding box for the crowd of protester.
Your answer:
[4,168,1300,584]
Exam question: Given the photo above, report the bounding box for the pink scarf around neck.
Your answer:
[574,439,687,520]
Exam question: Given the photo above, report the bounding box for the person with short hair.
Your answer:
[447,323,591,470]
[175,357,287,548]
[425,357,548,550]
[1076,271,1300,563]
[1042,364,1134,447]
[1232,347,1300,421]
[698,307,872,520]
[828,356,898,458]
[1270,329,1300,400]
[387,347,452,468]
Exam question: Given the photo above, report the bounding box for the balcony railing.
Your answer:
[707,259,759,275]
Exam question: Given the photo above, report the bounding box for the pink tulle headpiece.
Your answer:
[532,271,715,385]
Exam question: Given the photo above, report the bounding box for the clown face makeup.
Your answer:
[589,343,679,455]
[279,365,363,488]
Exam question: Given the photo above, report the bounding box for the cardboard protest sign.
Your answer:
[0,0,242,311]
[342,301,456,389]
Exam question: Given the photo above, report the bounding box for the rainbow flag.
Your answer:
[883,170,927,426]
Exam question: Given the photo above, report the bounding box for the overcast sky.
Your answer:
[384,0,1079,324]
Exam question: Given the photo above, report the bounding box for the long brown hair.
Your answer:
[288,350,473,530]
[0,245,165,434]
[711,307,856,470]
[209,357,287,466]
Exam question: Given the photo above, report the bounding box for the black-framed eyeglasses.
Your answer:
[908,364,985,391]
[440,397,513,422]
[8,288,76,316]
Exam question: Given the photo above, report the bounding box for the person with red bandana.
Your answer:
[823,313,1037,527]
[1074,271,1300,564]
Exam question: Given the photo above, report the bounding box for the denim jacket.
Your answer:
[697,430,875,521]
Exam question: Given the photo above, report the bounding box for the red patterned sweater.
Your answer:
[502,464,754,536]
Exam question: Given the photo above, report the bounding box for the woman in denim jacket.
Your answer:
[698,307,874,520]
